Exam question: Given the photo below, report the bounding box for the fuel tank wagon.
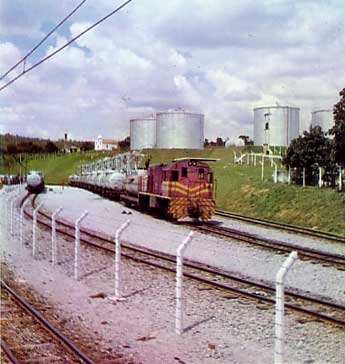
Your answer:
[26,170,45,194]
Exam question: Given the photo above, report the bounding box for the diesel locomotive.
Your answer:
[69,157,217,221]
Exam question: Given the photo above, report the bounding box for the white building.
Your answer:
[94,135,118,151]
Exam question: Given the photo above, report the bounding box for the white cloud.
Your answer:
[1,0,345,142]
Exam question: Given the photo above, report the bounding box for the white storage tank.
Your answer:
[156,110,204,149]
[130,117,156,150]
[253,106,300,146]
[225,137,245,147]
[311,110,334,135]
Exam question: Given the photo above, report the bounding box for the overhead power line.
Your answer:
[0,0,133,93]
[0,0,89,82]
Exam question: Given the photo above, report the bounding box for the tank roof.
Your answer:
[157,110,204,116]
[253,105,300,111]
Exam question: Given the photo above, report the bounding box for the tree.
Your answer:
[204,138,209,147]
[216,137,224,146]
[118,136,130,149]
[6,143,18,154]
[238,135,253,145]
[80,141,94,151]
[45,140,58,153]
[283,126,333,185]
[330,87,345,167]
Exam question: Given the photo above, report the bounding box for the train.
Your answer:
[69,157,217,221]
[26,170,45,194]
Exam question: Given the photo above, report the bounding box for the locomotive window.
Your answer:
[181,167,187,177]
[163,171,168,181]
[207,172,213,183]
[198,168,204,179]
[171,170,179,181]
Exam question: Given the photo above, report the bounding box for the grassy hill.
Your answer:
[1,147,344,235]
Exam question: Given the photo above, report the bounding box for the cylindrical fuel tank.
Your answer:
[311,110,334,135]
[156,110,204,149]
[130,117,156,150]
[27,171,44,188]
[108,172,126,191]
[124,170,148,195]
[253,106,300,146]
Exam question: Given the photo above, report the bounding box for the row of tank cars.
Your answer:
[69,158,217,221]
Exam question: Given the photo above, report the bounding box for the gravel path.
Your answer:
[1,186,344,364]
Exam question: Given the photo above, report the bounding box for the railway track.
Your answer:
[216,209,345,244]
[0,279,96,364]
[22,205,345,329]
[195,224,345,270]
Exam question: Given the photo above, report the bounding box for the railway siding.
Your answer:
[1,186,345,364]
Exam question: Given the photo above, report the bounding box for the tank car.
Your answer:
[26,170,45,194]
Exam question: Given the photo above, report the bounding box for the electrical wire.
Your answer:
[0,0,89,82]
[0,0,133,92]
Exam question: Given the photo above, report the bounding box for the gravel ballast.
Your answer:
[1,186,344,364]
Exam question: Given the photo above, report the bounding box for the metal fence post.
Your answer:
[20,198,31,245]
[10,195,17,236]
[275,251,298,364]
[176,231,194,335]
[74,211,88,280]
[51,207,63,266]
[109,220,130,302]
[32,203,43,257]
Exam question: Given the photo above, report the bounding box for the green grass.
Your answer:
[1,147,344,235]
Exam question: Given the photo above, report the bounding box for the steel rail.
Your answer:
[216,209,345,243]
[27,208,345,328]
[1,280,96,364]
[196,224,345,268]
[1,339,22,364]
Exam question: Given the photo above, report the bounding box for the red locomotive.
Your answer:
[137,158,216,220]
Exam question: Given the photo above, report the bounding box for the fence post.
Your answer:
[10,195,17,236]
[51,207,63,266]
[5,194,12,236]
[74,211,88,280]
[20,198,31,245]
[275,251,298,364]
[32,203,43,257]
[339,166,343,192]
[176,231,194,335]
[318,167,323,188]
[261,155,264,180]
[302,168,306,187]
[109,220,130,301]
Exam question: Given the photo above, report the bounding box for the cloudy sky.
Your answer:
[0,0,344,142]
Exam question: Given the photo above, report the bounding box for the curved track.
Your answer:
[0,279,95,364]
[216,209,345,244]
[22,204,345,329]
